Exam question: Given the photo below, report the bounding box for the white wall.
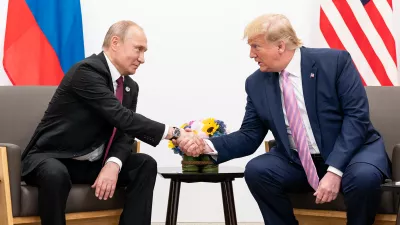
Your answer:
[0,0,399,222]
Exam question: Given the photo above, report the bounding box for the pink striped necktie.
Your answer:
[281,70,319,191]
[102,76,124,164]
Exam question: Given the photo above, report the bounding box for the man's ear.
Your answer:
[277,40,286,53]
[110,36,120,51]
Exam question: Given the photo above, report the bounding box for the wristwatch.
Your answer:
[169,127,181,140]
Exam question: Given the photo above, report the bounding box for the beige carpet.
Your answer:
[152,223,263,225]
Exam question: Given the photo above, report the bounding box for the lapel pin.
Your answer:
[310,73,315,78]
[125,87,130,92]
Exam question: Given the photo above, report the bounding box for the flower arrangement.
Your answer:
[168,118,229,172]
[168,118,228,155]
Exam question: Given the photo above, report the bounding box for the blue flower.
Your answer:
[172,147,183,155]
[215,120,226,134]
[212,131,223,137]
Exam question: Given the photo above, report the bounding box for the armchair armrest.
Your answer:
[131,140,140,153]
[391,144,400,181]
[265,140,276,152]
[0,143,21,217]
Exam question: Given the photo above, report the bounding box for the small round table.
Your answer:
[158,166,245,225]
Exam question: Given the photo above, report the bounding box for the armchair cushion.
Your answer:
[391,144,400,181]
[265,140,395,214]
[289,191,394,214]
[390,144,400,211]
[19,184,126,217]
[0,140,138,217]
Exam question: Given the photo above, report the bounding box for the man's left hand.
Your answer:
[313,171,341,204]
[91,162,119,200]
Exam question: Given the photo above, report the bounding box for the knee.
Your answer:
[145,155,157,176]
[245,157,271,188]
[137,153,158,176]
[342,163,383,194]
[39,159,71,190]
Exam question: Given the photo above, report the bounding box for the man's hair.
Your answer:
[243,14,302,50]
[102,20,141,49]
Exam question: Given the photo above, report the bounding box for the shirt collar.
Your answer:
[104,52,123,82]
[280,48,301,77]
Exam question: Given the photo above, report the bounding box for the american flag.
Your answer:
[320,0,398,86]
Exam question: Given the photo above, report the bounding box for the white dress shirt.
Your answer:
[74,53,169,170]
[206,48,343,177]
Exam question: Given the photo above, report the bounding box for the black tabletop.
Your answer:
[381,181,400,192]
[157,166,245,183]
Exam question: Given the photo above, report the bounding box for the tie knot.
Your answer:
[281,70,289,79]
[116,76,123,86]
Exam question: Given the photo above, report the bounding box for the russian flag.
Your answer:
[3,0,85,85]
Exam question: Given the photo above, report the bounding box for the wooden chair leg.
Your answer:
[0,147,14,225]
[396,199,400,225]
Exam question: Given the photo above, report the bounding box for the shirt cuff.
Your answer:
[327,166,343,177]
[162,125,170,139]
[204,139,218,155]
[106,157,123,172]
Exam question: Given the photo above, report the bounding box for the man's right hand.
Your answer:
[91,162,119,200]
[175,128,205,157]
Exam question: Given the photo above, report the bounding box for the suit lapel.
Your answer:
[300,48,322,149]
[97,52,115,92]
[98,52,132,107]
[122,80,132,108]
[264,72,291,154]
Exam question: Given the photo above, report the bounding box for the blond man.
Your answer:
[181,14,391,225]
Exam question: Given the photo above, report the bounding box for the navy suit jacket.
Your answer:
[211,47,391,178]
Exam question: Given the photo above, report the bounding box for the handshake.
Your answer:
[170,127,213,157]
[167,118,227,157]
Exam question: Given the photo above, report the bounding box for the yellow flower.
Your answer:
[202,118,219,136]
[168,140,175,148]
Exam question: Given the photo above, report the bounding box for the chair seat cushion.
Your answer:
[19,183,126,217]
[289,191,395,214]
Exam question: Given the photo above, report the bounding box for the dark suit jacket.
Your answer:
[21,52,165,176]
[210,47,391,178]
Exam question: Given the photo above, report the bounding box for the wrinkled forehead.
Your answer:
[124,27,148,50]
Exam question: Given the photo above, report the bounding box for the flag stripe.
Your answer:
[348,0,398,85]
[365,1,396,65]
[3,0,85,85]
[320,0,398,86]
[25,0,85,73]
[3,0,64,85]
[387,0,392,9]
[374,0,395,36]
[320,8,366,86]
[332,0,393,86]
[321,1,380,85]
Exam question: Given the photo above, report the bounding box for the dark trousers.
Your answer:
[23,153,157,225]
[244,151,385,225]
